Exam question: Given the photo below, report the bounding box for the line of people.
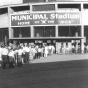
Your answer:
[56,44,88,54]
[0,43,55,69]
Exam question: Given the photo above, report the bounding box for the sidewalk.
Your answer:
[0,54,88,66]
[30,54,88,64]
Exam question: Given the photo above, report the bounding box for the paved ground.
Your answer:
[0,54,88,88]
[31,54,88,64]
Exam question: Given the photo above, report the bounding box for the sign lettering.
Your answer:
[10,12,80,27]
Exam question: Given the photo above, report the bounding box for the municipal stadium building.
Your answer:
[0,0,88,51]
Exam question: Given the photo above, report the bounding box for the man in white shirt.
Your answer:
[0,45,2,61]
[38,46,41,59]
[0,45,2,67]
[1,45,9,69]
[8,49,15,68]
[33,47,37,59]
[48,44,52,55]
[35,45,38,59]
[65,46,69,54]
[23,45,30,64]
[17,47,24,67]
[51,45,55,54]
[44,45,48,58]
[29,46,34,61]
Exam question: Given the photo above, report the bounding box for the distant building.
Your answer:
[0,0,88,51]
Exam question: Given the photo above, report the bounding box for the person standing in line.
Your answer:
[37,46,41,59]
[29,46,32,61]
[72,45,75,54]
[14,47,19,66]
[8,48,15,68]
[23,44,30,64]
[0,45,2,64]
[1,45,9,69]
[34,46,37,59]
[44,45,48,58]
[48,44,52,55]
[35,45,38,59]
[29,45,35,61]
[41,46,44,58]
[17,47,24,67]
[32,46,37,60]
[84,45,87,54]
[78,45,81,54]
[65,46,69,54]
[20,44,25,64]
[51,45,55,54]
[86,45,88,53]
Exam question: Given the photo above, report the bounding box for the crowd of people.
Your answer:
[0,42,88,69]
[0,42,55,69]
[57,44,88,54]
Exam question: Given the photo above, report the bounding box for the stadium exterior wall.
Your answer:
[0,1,88,52]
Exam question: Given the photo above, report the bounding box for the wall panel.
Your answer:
[0,0,23,6]
[0,15,9,28]
[0,0,4,6]
[4,0,12,5]
[83,10,88,25]
[23,0,45,3]
[11,0,23,4]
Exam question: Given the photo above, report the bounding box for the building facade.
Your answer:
[0,0,88,51]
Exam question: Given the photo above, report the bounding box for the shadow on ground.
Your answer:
[0,59,88,88]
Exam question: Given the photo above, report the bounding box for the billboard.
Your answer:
[11,14,32,27]
[56,13,80,25]
[10,12,81,27]
[31,13,56,25]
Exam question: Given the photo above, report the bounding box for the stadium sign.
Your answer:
[10,12,80,27]
[11,14,32,27]
[56,13,80,25]
[31,13,56,25]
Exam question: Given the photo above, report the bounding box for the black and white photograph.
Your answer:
[0,0,88,88]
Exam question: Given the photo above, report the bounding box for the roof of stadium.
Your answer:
[0,0,88,7]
